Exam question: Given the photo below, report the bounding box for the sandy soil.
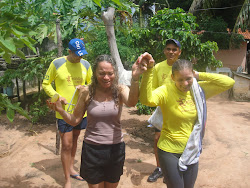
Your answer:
[0,96,250,188]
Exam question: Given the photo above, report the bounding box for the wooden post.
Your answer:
[16,77,20,102]
[55,120,60,155]
[55,18,63,155]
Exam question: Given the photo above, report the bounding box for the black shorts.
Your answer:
[80,141,125,184]
[57,117,87,133]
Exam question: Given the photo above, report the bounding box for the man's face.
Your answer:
[69,50,82,63]
[163,43,181,64]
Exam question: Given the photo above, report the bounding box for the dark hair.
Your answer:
[172,59,193,76]
[89,54,120,106]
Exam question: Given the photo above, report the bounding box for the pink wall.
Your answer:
[214,42,247,71]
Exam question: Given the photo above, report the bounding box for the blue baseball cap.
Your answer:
[68,38,88,56]
[166,39,181,49]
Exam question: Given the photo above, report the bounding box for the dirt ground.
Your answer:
[0,95,250,188]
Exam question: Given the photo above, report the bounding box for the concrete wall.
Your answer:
[214,42,247,71]
[233,72,250,101]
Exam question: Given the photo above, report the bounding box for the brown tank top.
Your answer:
[84,99,123,145]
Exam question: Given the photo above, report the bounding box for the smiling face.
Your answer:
[163,43,181,65]
[172,68,194,93]
[96,61,115,89]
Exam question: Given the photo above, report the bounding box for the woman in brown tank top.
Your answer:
[47,54,153,188]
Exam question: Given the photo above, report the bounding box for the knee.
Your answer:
[61,142,73,152]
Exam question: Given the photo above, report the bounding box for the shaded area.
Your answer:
[122,118,154,148]
[125,159,159,186]
[32,158,64,187]
[0,175,61,188]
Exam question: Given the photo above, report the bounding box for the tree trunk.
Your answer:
[102,7,132,86]
[56,18,63,57]
[189,0,204,14]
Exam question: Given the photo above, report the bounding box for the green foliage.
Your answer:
[0,93,30,122]
[86,25,142,68]
[17,57,47,81]
[28,91,49,124]
[136,101,155,115]
[0,69,16,87]
[0,0,37,63]
[198,16,244,49]
[130,8,222,71]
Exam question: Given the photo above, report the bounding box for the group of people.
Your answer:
[43,38,235,188]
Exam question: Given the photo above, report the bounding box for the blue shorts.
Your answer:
[57,117,87,133]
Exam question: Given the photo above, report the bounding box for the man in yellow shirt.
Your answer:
[42,38,92,187]
[147,39,181,182]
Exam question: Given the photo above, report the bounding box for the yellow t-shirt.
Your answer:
[152,60,173,89]
[140,69,235,153]
[42,56,92,119]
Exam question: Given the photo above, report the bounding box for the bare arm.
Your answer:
[47,86,89,126]
[121,53,155,107]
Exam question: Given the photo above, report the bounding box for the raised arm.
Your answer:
[120,53,153,107]
[139,53,167,107]
[197,72,235,99]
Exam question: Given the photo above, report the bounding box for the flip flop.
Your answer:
[70,174,85,181]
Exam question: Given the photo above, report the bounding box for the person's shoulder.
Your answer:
[155,60,167,68]
[52,56,67,68]
[80,59,91,69]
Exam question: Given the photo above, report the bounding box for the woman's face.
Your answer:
[171,68,194,93]
[96,61,115,89]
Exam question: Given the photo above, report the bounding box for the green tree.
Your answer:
[130,8,222,71]
[0,0,37,63]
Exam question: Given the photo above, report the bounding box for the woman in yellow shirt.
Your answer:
[139,54,235,188]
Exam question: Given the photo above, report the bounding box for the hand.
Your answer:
[193,71,199,80]
[131,52,155,80]
[46,96,67,112]
[78,85,89,100]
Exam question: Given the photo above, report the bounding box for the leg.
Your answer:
[147,130,163,182]
[88,182,105,188]
[69,129,83,180]
[183,163,199,188]
[154,131,161,167]
[70,117,87,180]
[158,148,184,188]
[60,131,73,188]
[104,181,119,188]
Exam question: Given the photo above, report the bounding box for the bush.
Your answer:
[136,101,155,115]
[28,91,49,124]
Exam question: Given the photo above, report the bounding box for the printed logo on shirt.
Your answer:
[44,75,49,80]
[66,75,83,86]
[176,97,196,112]
[162,74,167,81]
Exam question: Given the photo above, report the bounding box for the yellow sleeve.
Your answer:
[152,67,159,90]
[139,68,166,107]
[86,66,93,85]
[42,62,58,97]
[198,72,235,99]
